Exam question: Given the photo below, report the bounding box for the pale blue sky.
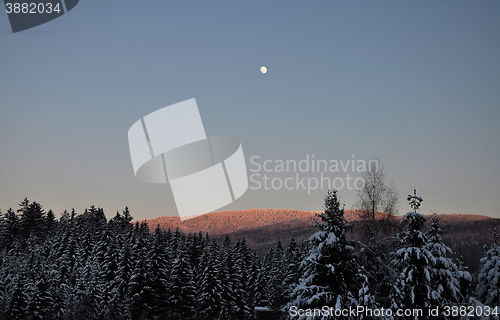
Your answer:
[1,1,499,220]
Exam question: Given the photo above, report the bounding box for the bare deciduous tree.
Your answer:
[355,157,399,240]
[354,158,400,306]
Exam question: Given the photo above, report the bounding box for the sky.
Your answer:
[0,1,499,221]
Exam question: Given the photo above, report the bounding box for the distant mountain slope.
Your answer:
[138,209,493,249]
[137,209,497,274]
[139,209,322,235]
[139,208,492,236]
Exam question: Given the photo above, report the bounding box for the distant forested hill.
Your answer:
[141,209,498,273]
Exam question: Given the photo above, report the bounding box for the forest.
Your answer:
[0,190,499,320]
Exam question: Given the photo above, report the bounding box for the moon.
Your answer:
[260,66,267,74]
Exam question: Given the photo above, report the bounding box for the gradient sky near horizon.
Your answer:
[1,1,499,221]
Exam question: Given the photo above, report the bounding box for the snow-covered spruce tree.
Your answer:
[5,274,28,320]
[269,240,286,313]
[17,199,47,243]
[0,208,19,251]
[390,189,435,318]
[187,232,205,280]
[424,212,470,310]
[98,234,122,320]
[197,240,225,320]
[27,269,54,320]
[127,235,155,320]
[218,235,237,319]
[68,257,101,320]
[476,230,500,306]
[168,241,197,320]
[53,229,76,293]
[454,253,472,303]
[248,251,270,310]
[45,209,57,236]
[284,190,359,320]
[356,229,391,310]
[151,232,171,318]
[233,238,252,320]
[281,238,301,308]
[112,235,133,319]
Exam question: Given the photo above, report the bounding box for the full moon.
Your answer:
[260,66,267,74]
